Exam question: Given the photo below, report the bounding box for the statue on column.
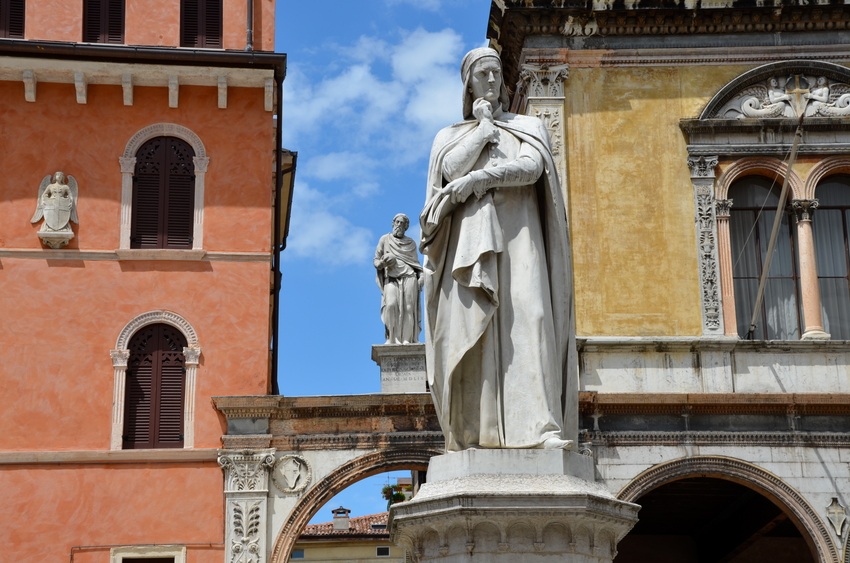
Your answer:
[420,48,576,451]
[374,213,423,344]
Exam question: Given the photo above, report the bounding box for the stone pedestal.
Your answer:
[372,343,427,393]
[390,450,639,563]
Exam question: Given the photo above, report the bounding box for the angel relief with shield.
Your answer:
[31,171,78,248]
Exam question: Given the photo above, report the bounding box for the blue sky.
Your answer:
[275,0,491,523]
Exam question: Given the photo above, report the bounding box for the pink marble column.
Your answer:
[715,200,738,336]
[792,199,830,340]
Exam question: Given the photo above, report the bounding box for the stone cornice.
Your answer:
[0,249,271,262]
[0,448,219,465]
[579,392,850,416]
[488,2,850,95]
[578,335,850,352]
[581,430,850,448]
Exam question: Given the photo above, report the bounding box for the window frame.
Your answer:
[119,123,209,253]
[110,310,201,450]
[110,545,185,563]
[180,0,222,48]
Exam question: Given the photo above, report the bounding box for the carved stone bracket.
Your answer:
[219,449,276,563]
[687,155,724,335]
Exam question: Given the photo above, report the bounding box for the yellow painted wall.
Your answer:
[565,63,753,336]
[292,539,405,562]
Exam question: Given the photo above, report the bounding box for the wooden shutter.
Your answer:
[181,0,221,48]
[131,136,195,249]
[83,0,124,43]
[123,324,187,449]
[1,0,25,39]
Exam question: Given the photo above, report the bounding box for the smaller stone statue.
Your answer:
[31,171,78,248]
[374,213,423,344]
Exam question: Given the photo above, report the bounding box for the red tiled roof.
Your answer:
[300,512,390,538]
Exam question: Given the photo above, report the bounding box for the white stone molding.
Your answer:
[110,310,201,450]
[619,456,840,563]
[168,74,179,108]
[111,545,186,563]
[218,75,228,109]
[22,69,35,102]
[219,449,276,563]
[119,123,209,250]
[121,73,133,106]
[74,72,87,104]
[687,155,724,336]
[804,156,850,200]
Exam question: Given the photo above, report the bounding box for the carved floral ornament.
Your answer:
[703,61,850,121]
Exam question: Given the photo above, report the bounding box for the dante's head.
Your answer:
[461,48,510,120]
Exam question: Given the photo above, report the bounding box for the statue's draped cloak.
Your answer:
[421,113,576,450]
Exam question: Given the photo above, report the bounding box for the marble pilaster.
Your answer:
[219,449,276,563]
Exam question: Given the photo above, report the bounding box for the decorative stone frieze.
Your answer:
[687,155,723,335]
[219,449,276,563]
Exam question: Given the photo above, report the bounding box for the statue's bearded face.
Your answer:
[469,58,502,107]
[392,216,408,237]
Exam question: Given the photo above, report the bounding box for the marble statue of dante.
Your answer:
[420,47,576,451]
[374,213,424,344]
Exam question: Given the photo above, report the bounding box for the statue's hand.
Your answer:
[472,97,494,122]
[472,182,489,200]
[447,176,474,204]
[477,120,499,144]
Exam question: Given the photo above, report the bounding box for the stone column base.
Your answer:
[372,343,427,393]
[390,450,639,563]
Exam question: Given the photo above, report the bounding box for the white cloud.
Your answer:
[285,181,373,266]
[282,27,468,267]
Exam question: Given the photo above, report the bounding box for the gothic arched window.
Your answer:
[813,175,850,340]
[122,323,187,449]
[729,176,801,340]
[131,136,195,249]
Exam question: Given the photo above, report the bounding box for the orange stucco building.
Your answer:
[0,1,291,561]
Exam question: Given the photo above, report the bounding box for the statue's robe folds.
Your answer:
[421,112,576,451]
[375,234,423,344]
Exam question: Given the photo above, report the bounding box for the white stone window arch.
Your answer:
[118,123,210,250]
[110,310,202,450]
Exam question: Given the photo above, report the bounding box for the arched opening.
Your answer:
[617,457,837,563]
[270,448,439,563]
[616,477,815,563]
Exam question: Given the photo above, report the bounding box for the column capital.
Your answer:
[687,155,719,179]
[110,349,130,368]
[791,199,819,222]
[218,448,276,493]
[716,199,733,219]
[519,62,570,98]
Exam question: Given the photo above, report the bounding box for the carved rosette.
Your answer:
[219,449,276,563]
[687,155,723,335]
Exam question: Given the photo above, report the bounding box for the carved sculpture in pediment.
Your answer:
[31,171,78,248]
[714,74,850,119]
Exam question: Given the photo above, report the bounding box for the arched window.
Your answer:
[813,175,850,340]
[131,136,195,249]
[123,323,187,449]
[729,176,801,340]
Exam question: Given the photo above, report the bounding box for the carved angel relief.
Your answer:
[715,75,850,120]
[31,171,78,248]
